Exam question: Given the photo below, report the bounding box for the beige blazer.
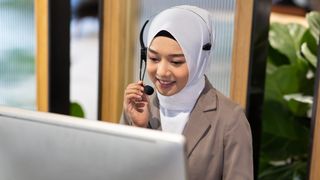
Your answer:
[122,79,253,180]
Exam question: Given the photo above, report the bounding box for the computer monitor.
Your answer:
[0,106,187,180]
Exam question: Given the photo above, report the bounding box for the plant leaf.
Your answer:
[262,63,310,140]
[269,23,307,64]
[259,161,307,180]
[262,100,309,141]
[268,45,291,68]
[301,42,317,68]
[70,102,85,118]
[287,99,312,117]
[283,93,313,117]
[264,63,308,102]
[300,29,318,54]
[306,11,320,43]
[260,131,309,161]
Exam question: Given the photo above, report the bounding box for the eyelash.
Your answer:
[148,56,185,65]
[148,57,159,62]
[171,61,184,65]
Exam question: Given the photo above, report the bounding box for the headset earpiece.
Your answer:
[202,43,212,51]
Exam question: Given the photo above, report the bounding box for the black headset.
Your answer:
[139,20,154,95]
[139,20,149,82]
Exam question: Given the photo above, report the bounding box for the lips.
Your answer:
[156,78,175,89]
[159,80,173,84]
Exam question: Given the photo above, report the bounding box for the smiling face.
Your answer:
[147,35,189,96]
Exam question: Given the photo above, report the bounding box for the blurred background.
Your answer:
[0,0,35,110]
[70,0,99,119]
[0,0,319,179]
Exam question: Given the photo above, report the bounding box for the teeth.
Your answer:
[159,80,172,84]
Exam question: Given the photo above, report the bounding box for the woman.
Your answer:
[122,5,253,180]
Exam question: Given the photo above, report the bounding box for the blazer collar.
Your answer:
[149,94,161,130]
[182,78,217,157]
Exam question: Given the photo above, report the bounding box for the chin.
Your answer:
[156,87,177,96]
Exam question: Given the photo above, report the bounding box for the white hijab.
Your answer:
[147,5,214,134]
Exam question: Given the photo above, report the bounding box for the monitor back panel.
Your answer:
[0,107,187,180]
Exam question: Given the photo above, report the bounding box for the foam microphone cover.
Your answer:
[144,85,154,95]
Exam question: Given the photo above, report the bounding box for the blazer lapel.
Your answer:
[182,79,217,157]
[149,94,162,130]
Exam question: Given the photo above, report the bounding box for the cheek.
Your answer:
[146,63,156,78]
[176,66,189,86]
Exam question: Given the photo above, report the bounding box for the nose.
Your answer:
[156,59,170,77]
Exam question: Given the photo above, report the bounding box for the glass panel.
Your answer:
[0,0,35,109]
[139,0,236,96]
[70,0,99,119]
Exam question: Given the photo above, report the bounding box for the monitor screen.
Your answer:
[0,106,187,180]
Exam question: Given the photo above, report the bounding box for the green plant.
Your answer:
[70,102,85,118]
[259,11,319,180]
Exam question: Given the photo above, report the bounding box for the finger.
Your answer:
[126,94,142,103]
[134,101,146,108]
[126,84,144,93]
[125,88,143,96]
[133,102,147,113]
[127,81,144,88]
[141,93,149,102]
[127,101,146,113]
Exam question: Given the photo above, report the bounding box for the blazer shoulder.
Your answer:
[200,78,245,119]
[216,90,244,115]
[214,90,250,132]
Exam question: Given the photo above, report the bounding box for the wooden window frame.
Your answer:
[309,43,320,180]
[99,0,138,122]
[35,0,70,114]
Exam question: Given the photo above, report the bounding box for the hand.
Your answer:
[123,81,150,127]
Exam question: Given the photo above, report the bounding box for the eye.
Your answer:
[148,56,160,62]
[172,61,183,65]
[170,60,185,65]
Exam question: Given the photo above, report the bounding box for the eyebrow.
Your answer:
[148,48,185,58]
